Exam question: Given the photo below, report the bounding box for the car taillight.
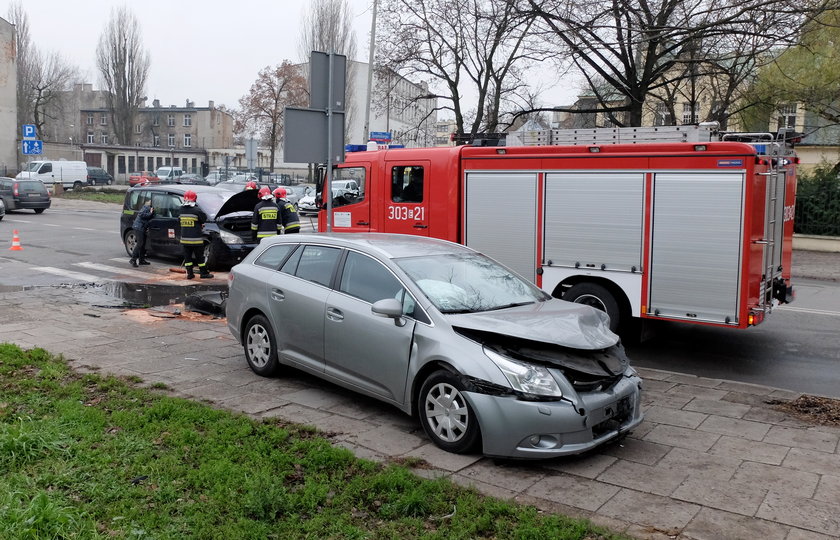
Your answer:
[12,183,19,196]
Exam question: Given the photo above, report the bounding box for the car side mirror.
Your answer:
[371,298,406,326]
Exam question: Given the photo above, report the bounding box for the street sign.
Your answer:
[310,51,346,111]
[22,124,36,139]
[284,107,345,164]
[22,140,43,155]
[369,131,392,143]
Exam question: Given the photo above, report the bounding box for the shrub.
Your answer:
[795,163,840,236]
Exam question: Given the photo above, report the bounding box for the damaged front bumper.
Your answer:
[467,374,644,459]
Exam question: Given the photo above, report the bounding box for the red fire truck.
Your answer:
[315,125,797,333]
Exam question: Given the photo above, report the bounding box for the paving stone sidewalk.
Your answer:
[1,285,838,540]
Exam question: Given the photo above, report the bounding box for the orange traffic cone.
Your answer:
[9,229,23,251]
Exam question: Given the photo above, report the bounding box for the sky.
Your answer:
[2,0,578,117]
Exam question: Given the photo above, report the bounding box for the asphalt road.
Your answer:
[1,198,838,398]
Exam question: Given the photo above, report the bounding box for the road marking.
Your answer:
[43,223,60,227]
[4,219,33,223]
[33,266,103,282]
[74,262,153,279]
[776,306,840,318]
[73,227,96,231]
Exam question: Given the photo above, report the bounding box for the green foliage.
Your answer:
[0,343,630,540]
[796,164,840,236]
[57,190,125,204]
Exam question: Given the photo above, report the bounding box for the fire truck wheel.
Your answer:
[565,283,621,333]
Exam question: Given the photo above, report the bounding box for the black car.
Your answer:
[86,167,113,186]
[120,185,260,269]
[173,173,210,186]
[0,177,51,213]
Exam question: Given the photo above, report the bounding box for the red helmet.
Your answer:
[258,186,272,199]
[245,181,258,190]
[183,190,197,202]
[273,187,287,199]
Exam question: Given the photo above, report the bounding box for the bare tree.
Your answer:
[519,0,833,127]
[29,50,76,139]
[379,0,546,139]
[96,6,150,146]
[7,1,34,130]
[298,0,359,142]
[237,62,308,171]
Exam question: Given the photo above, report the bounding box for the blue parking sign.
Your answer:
[22,140,43,155]
[22,124,36,138]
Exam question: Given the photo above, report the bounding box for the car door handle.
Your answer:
[271,288,285,301]
[356,221,369,226]
[413,224,428,229]
[326,307,344,321]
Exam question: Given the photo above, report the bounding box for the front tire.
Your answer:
[418,370,481,454]
[203,240,221,271]
[564,282,621,333]
[124,229,138,257]
[243,315,280,376]
[73,181,83,190]
[33,208,45,214]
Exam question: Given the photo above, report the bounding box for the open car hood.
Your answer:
[447,300,618,351]
[215,189,260,218]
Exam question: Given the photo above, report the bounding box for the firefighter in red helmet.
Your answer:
[244,180,258,190]
[179,190,213,279]
[274,186,300,234]
[251,186,282,238]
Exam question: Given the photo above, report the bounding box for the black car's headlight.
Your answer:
[218,229,243,244]
[484,348,563,398]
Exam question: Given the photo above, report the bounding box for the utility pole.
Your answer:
[362,0,378,144]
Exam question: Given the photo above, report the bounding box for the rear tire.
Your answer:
[418,370,481,454]
[124,229,138,257]
[73,181,83,190]
[564,282,621,333]
[33,208,45,214]
[243,315,280,376]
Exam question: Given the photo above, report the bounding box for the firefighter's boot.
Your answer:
[186,265,195,280]
[130,259,138,268]
[138,259,150,265]
[199,265,214,279]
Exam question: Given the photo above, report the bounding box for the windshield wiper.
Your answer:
[485,301,535,312]
[440,308,476,314]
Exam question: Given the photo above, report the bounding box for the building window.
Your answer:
[682,102,699,125]
[87,132,94,144]
[101,134,108,144]
[153,135,160,147]
[778,103,797,130]
[184,114,192,127]
[168,134,175,147]
[183,133,192,148]
[135,124,142,134]
[86,113,93,125]
[152,115,159,126]
[167,114,175,127]
[654,102,673,126]
[100,114,107,125]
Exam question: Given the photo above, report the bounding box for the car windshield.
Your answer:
[395,252,547,314]
[26,162,42,172]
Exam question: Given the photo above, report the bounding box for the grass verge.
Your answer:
[0,343,628,539]
[56,189,125,204]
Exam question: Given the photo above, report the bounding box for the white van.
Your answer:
[155,166,183,182]
[17,160,88,190]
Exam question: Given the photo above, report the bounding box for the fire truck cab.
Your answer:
[315,125,796,333]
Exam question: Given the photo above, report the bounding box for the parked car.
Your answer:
[226,233,643,459]
[175,173,210,186]
[129,171,160,187]
[297,193,318,216]
[204,171,233,185]
[120,185,260,269]
[86,167,113,186]
[281,184,313,208]
[0,197,5,220]
[155,166,184,182]
[0,177,51,213]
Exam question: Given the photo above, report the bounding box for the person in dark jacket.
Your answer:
[252,187,282,238]
[179,190,213,279]
[273,187,301,234]
[129,200,154,267]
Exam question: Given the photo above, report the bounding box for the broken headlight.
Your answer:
[484,347,562,398]
[218,229,243,244]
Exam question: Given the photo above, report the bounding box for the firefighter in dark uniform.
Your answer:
[179,190,214,279]
[273,187,301,234]
[252,187,282,238]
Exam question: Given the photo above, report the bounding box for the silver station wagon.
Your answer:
[226,233,643,459]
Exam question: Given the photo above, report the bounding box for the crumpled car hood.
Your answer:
[446,299,618,351]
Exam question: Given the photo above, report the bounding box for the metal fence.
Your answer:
[795,188,840,236]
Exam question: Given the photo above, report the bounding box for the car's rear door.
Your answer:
[323,250,416,404]
[148,192,182,256]
[266,243,342,374]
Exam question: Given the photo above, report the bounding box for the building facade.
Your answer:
[0,17,17,175]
